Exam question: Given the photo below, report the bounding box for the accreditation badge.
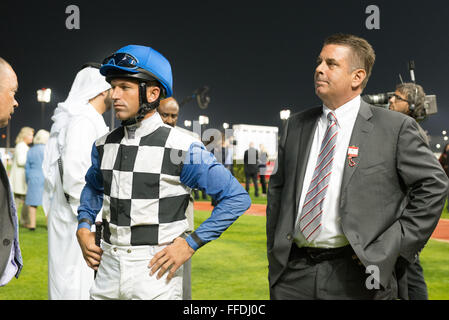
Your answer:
[347,146,359,167]
[348,146,359,158]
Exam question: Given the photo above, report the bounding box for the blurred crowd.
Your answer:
[3,127,49,231]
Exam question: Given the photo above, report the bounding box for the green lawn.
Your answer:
[196,184,268,205]
[191,210,269,299]
[0,207,48,299]
[1,206,448,300]
[420,240,449,300]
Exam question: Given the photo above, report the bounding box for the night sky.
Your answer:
[1,0,448,148]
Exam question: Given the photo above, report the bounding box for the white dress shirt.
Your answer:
[294,95,361,248]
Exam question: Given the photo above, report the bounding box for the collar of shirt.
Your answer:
[322,95,361,130]
[124,111,164,140]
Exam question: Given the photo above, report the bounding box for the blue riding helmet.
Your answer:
[100,45,173,98]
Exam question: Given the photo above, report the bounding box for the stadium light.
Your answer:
[280,109,291,120]
[199,115,209,125]
[37,88,52,129]
[37,88,52,103]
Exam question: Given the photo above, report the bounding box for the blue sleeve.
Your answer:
[181,142,251,250]
[77,143,104,230]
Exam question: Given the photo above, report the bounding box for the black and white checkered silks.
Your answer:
[95,116,198,247]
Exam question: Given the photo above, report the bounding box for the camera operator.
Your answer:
[388,82,429,300]
[389,83,428,142]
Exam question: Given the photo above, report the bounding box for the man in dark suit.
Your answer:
[388,82,429,300]
[244,142,259,197]
[266,34,448,299]
[0,57,22,286]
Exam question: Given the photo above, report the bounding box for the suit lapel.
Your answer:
[0,160,14,225]
[294,107,322,214]
[340,100,374,192]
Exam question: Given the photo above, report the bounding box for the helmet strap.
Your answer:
[120,82,160,126]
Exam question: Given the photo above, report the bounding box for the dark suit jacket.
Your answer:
[244,147,259,175]
[0,160,23,281]
[266,100,449,289]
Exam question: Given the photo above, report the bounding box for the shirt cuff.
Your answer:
[77,217,94,231]
[186,232,206,251]
[77,222,92,231]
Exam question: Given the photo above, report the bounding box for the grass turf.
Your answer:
[1,206,448,300]
[0,207,48,300]
[191,210,269,299]
[420,239,449,300]
[196,184,267,205]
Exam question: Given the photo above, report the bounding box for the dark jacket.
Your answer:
[267,101,449,289]
[244,147,259,175]
[0,161,23,284]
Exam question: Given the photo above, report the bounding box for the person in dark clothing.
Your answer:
[244,142,259,197]
[438,144,449,178]
[0,57,22,286]
[389,82,432,300]
[258,144,268,195]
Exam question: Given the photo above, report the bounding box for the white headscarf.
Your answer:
[42,67,110,213]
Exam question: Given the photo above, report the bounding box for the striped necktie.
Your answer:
[297,111,338,242]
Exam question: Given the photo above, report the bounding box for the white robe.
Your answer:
[42,67,110,300]
[46,107,108,300]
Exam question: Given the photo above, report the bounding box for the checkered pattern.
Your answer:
[95,121,197,246]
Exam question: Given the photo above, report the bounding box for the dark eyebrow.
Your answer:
[111,80,135,87]
[325,58,339,65]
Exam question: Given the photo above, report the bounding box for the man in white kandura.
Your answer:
[43,66,112,299]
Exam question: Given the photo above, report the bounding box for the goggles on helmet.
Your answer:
[102,53,139,69]
[101,52,162,89]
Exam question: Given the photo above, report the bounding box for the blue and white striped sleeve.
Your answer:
[180,142,251,250]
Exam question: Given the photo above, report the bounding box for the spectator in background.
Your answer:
[210,138,226,207]
[157,96,179,127]
[258,144,268,195]
[439,144,449,213]
[158,96,199,300]
[244,142,259,197]
[224,138,234,175]
[389,82,428,143]
[24,129,50,231]
[10,126,34,229]
[439,144,449,178]
[388,82,430,300]
[158,96,206,204]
